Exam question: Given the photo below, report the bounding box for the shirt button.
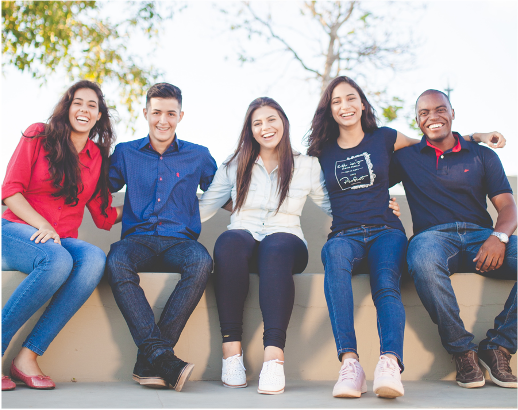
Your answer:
[160,156,163,160]
[53,223,57,226]
[58,207,62,210]
[159,177,163,181]
[440,155,444,159]
[158,198,161,202]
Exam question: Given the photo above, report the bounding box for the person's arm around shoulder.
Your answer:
[394,131,506,152]
[307,156,332,216]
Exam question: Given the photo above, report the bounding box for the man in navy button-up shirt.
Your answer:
[390,89,517,389]
[106,83,217,391]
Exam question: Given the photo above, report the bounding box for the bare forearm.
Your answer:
[494,203,518,236]
[3,193,51,229]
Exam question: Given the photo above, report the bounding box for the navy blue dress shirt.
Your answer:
[390,133,513,236]
[109,135,217,240]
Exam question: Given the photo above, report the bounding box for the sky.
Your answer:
[1,1,517,197]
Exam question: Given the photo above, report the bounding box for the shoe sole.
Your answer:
[479,359,517,388]
[132,374,168,388]
[333,390,363,398]
[374,386,404,398]
[257,387,284,395]
[172,363,195,392]
[223,381,247,388]
[456,379,485,388]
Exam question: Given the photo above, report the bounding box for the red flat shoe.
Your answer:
[10,361,55,389]
[2,376,16,391]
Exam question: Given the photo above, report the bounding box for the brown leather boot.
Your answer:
[454,350,485,388]
[478,347,517,388]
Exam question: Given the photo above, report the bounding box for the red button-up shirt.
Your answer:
[2,123,117,238]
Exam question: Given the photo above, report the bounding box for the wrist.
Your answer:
[491,231,509,244]
[470,133,478,143]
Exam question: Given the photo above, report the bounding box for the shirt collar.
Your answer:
[419,132,469,154]
[138,135,180,153]
[79,138,95,158]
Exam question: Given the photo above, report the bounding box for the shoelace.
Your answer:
[261,360,283,378]
[377,357,399,377]
[224,354,245,376]
[338,361,358,381]
[453,352,474,372]
[494,350,513,373]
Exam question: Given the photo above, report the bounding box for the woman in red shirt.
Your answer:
[1,80,121,391]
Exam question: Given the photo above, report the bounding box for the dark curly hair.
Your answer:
[26,80,116,215]
[306,76,378,157]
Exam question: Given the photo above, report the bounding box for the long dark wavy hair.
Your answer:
[26,80,116,215]
[226,97,295,214]
[306,76,378,157]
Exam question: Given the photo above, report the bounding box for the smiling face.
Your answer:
[251,106,284,153]
[144,97,184,149]
[416,92,455,143]
[330,82,365,129]
[68,88,101,137]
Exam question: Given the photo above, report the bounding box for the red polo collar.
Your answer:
[426,137,461,168]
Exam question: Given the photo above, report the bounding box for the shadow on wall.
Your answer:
[1,177,516,381]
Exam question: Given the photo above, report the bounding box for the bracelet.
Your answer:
[469,133,476,143]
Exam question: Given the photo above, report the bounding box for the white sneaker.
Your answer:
[373,355,404,398]
[332,358,367,398]
[257,360,285,394]
[222,352,247,388]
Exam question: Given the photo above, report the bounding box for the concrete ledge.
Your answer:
[2,271,515,382]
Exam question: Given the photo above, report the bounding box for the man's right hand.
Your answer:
[31,223,61,245]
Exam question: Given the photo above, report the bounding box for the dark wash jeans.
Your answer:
[106,234,213,364]
[322,225,407,368]
[407,222,517,354]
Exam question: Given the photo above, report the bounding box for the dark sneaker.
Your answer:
[132,353,168,388]
[479,348,517,388]
[152,351,195,392]
[454,350,485,388]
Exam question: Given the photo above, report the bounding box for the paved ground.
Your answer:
[2,380,517,408]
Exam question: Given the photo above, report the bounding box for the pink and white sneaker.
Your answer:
[332,358,367,398]
[373,355,404,398]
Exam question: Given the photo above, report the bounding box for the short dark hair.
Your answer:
[415,89,452,115]
[146,83,182,108]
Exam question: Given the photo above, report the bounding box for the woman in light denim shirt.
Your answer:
[199,97,400,395]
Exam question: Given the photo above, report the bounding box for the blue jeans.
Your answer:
[105,234,213,364]
[407,222,517,354]
[322,225,407,368]
[2,219,106,356]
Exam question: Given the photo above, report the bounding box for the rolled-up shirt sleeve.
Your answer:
[2,123,44,203]
[308,156,332,216]
[86,190,118,231]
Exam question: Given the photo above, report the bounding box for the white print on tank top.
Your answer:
[335,152,376,190]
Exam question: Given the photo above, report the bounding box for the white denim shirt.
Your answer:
[199,153,331,246]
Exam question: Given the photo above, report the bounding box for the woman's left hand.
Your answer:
[477,131,506,148]
[389,197,401,217]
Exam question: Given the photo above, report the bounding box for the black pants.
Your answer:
[214,230,308,349]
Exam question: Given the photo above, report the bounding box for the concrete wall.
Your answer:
[1,177,516,381]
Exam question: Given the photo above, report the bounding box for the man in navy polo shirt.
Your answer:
[105,83,217,391]
[390,89,517,389]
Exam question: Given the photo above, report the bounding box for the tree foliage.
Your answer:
[220,1,423,123]
[2,1,177,127]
